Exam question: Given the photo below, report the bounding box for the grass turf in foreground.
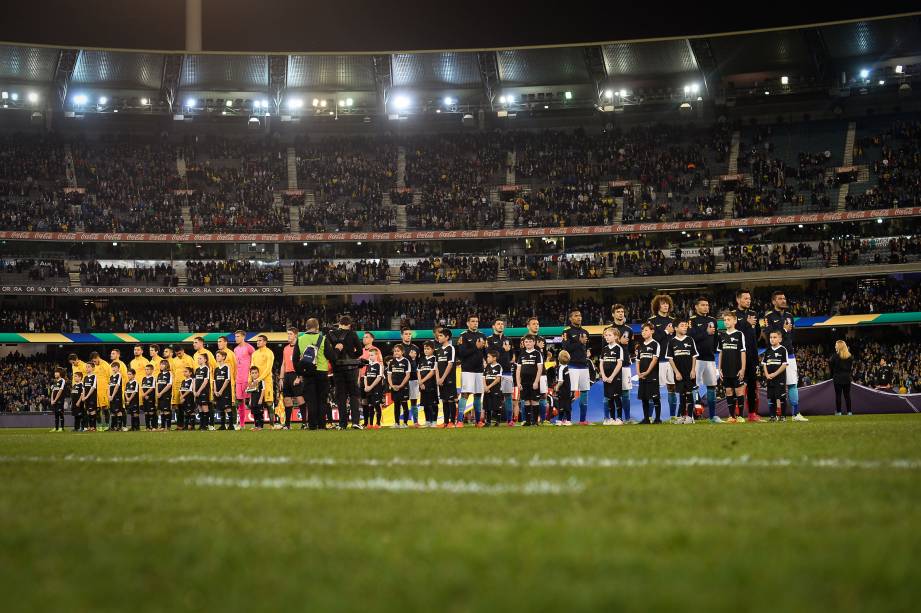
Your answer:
[1,415,919,613]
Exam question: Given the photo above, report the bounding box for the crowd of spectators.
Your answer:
[292,260,389,285]
[1,123,916,233]
[796,338,921,393]
[0,259,67,283]
[0,353,54,412]
[186,260,283,286]
[850,119,921,211]
[504,254,607,281]
[80,260,178,286]
[399,256,499,283]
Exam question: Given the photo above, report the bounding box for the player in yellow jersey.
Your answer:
[252,335,276,428]
[88,352,112,430]
[129,345,150,380]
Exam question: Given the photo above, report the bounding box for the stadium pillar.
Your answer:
[186,0,203,52]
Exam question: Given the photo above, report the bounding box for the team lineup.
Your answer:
[47,288,808,433]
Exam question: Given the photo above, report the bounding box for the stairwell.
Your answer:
[506,150,516,185]
[837,122,857,212]
[503,201,517,229]
[64,144,78,188]
[176,263,188,287]
[613,197,624,224]
[723,130,741,220]
[67,261,81,287]
[396,146,406,189]
[289,203,301,231]
[181,205,193,233]
[282,264,295,289]
[286,146,297,190]
[395,204,407,231]
[176,155,187,180]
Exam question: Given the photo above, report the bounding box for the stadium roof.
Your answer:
[1,13,919,114]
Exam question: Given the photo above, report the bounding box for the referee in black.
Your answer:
[733,289,761,421]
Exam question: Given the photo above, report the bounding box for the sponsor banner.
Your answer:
[282,190,304,196]
[62,187,86,194]
[0,285,284,296]
[173,189,196,195]
[720,174,744,182]
[0,207,918,243]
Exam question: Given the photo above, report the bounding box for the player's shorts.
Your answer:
[391,386,408,402]
[157,396,171,412]
[568,367,591,392]
[621,365,633,391]
[501,373,514,394]
[638,380,660,401]
[767,383,787,403]
[215,394,231,411]
[539,374,548,395]
[109,398,123,412]
[674,376,694,395]
[84,398,97,413]
[235,380,250,401]
[603,381,621,399]
[785,357,798,386]
[722,376,743,390]
[438,381,457,402]
[128,403,140,415]
[658,361,675,385]
[408,380,420,401]
[520,377,540,401]
[696,361,719,387]
[143,401,155,413]
[282,372,303,397]
[461,372,485,394]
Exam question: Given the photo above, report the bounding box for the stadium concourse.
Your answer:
[1,6,921,613]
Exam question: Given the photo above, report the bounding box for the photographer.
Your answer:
[327,315,363,429]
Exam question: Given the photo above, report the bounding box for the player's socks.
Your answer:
[540,398,549,422]
[284,407,293,428]
[504,395,512,422]
[577,394,588,422]
[706,388,717,419]
[788,385,799,415]
[621,390,631,421]
[667,392,678,417]
[472,396,482,423]
[457,397,467,422]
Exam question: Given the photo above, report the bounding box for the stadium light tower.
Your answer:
[393,95,410,110]
[73,94,87,106]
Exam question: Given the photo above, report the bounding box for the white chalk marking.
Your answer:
[1,454,919,470]
[186,475,584,495]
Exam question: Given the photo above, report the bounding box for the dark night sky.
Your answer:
[1,1,919,52]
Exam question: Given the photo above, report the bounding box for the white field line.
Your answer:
[187,475,585,495]
[1,454,920,470]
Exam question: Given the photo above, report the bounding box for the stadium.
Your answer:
[1,1,920,611]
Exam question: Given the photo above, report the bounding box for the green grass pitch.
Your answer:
[1,415,919,613]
